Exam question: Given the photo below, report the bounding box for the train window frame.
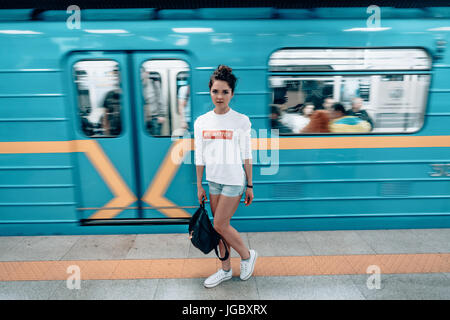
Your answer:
[175,70,191,134]
[73,59,124,139]
[269,48,432,72]
[268,47,432,136]
[140,59,191,138]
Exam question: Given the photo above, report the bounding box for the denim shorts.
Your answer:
[208,180,245,197]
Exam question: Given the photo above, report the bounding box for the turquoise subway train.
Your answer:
[0,7,450,236]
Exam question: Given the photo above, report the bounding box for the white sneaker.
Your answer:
[240,249,257,281]
[203,269,232,288]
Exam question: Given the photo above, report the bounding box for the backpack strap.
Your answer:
[214,237,230,261]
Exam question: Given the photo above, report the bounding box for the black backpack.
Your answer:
[188,201,229,261]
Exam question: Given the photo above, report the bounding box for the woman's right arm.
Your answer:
[196,165,207,204]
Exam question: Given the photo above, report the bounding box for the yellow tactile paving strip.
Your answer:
[0,253,449,281]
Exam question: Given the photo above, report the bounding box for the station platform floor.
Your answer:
[0,228,449,300]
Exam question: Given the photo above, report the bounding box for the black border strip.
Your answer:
[2,0,450,10]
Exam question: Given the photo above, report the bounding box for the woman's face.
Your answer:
[210,80,233,108]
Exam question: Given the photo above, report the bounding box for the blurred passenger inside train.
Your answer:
[273,86,288,105]
[270,105,292,134]
[279,104,301,132]
[280,102,314,133]
[346,97,374,130]
[141,68,166,136]
[317,96,335,112]
[177,82,190,131]
[329,103,371,133]
[298,102,315,130]
[301,110,331,133]
[102,88,122,136]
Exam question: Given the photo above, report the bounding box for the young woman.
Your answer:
[194,65,257,288]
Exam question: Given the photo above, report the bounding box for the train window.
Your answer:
[141,60,191,137]
[73,60,122,138]
[269,48,431,134]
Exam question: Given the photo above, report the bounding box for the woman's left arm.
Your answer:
[239,117,253,206]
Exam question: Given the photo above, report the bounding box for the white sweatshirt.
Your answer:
[194,108,252,186]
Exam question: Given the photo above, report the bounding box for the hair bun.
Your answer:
[215,65,232,76]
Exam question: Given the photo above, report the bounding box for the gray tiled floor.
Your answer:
[355,229,450,254]
[153,277,260,300]
[247,231,313,256]
[1,229,449,262]
[350,273,450,300]
[3,273,448,300]
[61,235,136,260]
[127,234,190,260]
[301,230,376,255]
[255,275,366,300]
[0,281,60,300]
[0,236,80,261]
[0,229,449,300]
[49,279,159,300]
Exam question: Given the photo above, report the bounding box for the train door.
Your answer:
[131,53,193,221]
[70,52,194,225]
[69,52,140,222]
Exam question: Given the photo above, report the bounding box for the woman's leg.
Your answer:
[213,194,250,263]
[209,193,232,270]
